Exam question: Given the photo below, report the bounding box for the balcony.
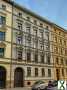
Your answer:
[0,41,6,48]
[0,8,6,15]
[0,25,6,31]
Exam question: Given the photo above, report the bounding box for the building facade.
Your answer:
[0,0,67,88]
[50,26,67,80]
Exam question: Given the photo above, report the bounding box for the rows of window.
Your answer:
[56,68,67,78]
[53,35,67,46]
[16,21,49,40]
[27,67,51,77]
[61,68,67,77]
[54,46,67,55]
[55,57,67,65]
[12,46,51,64]
[1,3,50,30]
[27,67,67,77]
[13,31,50,51]
[1,3,67,41]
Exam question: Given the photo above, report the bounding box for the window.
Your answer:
[48,69,51,77]
[65,59,67,65]
[60,48,63,55]
[17,32,22,44]
[46,53,50,64]
[0,48,4,57]
[45,31,49,40]
[54,36,57,42]
[54,46,58,54]
[34,20,37,25]
[18,23,22,30]
[0,16,6,26]
[26,23,31,33]
[64,40,66,46]
[17,48,22,60]
[42,68,45,77]
[18,12,22,18]
[46,44,49,51]
[35,68,38,77]
[26,16,30,21]
[62,69,64,76]
[65,49,67,55]
[45,26,49,29]
[61,58,64,65]
[39,30,43,38]
[34,37,38,48]
[59,39,62,44]
[0,32,5,41]
[41,54,44,63]
[40,44,44,50]
[59,32,61,35]
[56,57,59,64]
[40,23,43,27]
[27,49,31,62]
[39,40,44,50]
[27,67,31,77]
[33,26,38,36]
[26,34,31,43]
[2,4,6,10]
[35,51,38,63]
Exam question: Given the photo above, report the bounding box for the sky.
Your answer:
[15,0,67,29]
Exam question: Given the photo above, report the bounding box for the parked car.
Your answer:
[32,80,45,90]
[44,80,57,90]
[52,80,58,87]
[44,85,54,90]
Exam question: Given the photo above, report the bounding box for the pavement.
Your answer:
[0,87,31,90]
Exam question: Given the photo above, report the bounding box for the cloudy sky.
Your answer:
[15,0,67,29]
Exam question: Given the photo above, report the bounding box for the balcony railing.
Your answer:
[0,8,6,15]
[0,24,6,31]
[0,41,6,48]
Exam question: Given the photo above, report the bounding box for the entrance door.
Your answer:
[56,69,60,80]
[14,67,24,87]
[0,66,6,89]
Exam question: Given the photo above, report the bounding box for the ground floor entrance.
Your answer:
[0,66,6,89]
[14,67,24,87]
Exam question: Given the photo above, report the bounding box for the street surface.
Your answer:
[0,85,67,90]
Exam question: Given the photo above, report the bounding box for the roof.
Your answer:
[3,0,67,32]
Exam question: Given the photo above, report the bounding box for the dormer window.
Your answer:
[26,16,30,21]
[34,20,37,25]
[40,23,43,27]
[46,26,49,29]
[18,12,22,18]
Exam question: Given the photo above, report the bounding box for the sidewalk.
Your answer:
[0,87,31,90]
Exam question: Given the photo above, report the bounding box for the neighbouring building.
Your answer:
[50,25,67,80]
[0,0,67,88]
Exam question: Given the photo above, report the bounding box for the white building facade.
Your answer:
[0,0,54,88]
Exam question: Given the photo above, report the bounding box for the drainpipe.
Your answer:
[10,0,14,88]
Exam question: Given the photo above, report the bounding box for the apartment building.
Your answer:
[0,0,67,88]
[50,26,67,80]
